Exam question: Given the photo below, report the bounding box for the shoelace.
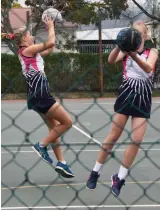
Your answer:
[117,180,125,189]
[40,147,49,157]
[64,164,72,170]
[58,162,71,169]
[89,173,99,182]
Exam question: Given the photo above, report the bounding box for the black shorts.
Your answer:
[27,96,56,114]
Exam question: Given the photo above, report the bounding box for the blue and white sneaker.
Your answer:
[111,174,125,197]
[32,142,53,164]
[86,171,100,190]
[55,161,75,178]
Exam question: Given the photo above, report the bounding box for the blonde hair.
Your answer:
[132,20,154,43]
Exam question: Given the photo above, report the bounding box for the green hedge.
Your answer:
[1,53,123,94]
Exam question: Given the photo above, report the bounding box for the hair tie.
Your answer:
[1,33,15,40]
[135,20,145,25]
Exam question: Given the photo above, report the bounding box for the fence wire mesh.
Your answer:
[1,1,160,210]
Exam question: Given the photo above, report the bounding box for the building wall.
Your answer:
[36,27,77,53]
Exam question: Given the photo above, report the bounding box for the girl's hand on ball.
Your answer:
[128,51,137,59]
[43,15,54,29]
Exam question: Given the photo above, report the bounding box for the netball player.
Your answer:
[4,16,75,178]
[86,20,158,196]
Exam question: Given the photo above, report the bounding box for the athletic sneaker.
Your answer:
[111,174,125,197]
[55,161,75,178]
[32,142,53,164]
[86,171,100,190]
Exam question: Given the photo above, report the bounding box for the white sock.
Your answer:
[60,160,67,165]
[118,165,128,180]
[93,161,103,174]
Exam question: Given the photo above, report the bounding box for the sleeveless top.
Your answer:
[18,47,51,98]
[123,48,154,80]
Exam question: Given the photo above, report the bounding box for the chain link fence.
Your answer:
[1,1,160,209]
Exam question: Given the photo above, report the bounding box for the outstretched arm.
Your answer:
[23,17,55,57]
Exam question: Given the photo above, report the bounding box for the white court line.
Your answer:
[72,125,160,149]
[1,125,159,154]
[2,204,160,209]
[1,148,160,154]
[2,180,160,190]
[72,125,102,146]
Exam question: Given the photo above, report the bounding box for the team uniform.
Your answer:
[18,47,74,178]
[86,48,155,195]
[114,48,154,119]
[18,46,56,114]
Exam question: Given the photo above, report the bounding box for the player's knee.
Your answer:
[109,132,119,143]
[131,135,143,145]
[65,117,72,129]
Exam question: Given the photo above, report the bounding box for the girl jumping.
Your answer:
[3,16,75,178]
[86,20,158,196]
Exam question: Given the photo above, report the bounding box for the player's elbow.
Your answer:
[49,46,54,52]
[48,42,54,48]
[46,39,55,48]
[108,58,115,64]
[146,65,152,73]
[147,68,152,73]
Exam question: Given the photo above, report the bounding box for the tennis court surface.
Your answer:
[1,98,160,210]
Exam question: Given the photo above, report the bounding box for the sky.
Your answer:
[18,0,27,7]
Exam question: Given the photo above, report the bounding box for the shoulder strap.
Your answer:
[143,48,151,58]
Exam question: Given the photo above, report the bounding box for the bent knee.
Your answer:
[65,117,72,129]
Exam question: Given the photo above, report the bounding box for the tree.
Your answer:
[12,2,22,8]
[1,0,15,8]
[130,0,160,47]
[25,0,128,25]
[2,0,128,52]
[132,0,160,22]
[1,0,21,8]
[24,0,128,50]
[130,0,160,87]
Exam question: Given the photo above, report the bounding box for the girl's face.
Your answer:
[22,31,35,46]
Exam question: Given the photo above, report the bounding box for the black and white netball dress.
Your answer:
[114,49,154,119]
[18,46,56,114]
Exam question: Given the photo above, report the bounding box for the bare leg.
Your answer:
[97,113,129,164]
[40,102,72,146]
[38,112,65,162]
[86,113,128,190]
[36,102,74,177]
[122,117,147,168]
